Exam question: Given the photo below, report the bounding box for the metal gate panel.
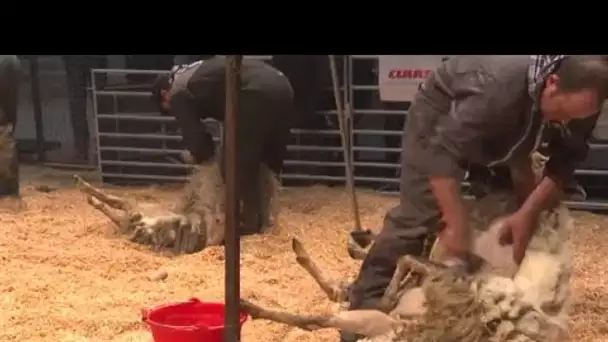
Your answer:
[348,55,406,190]
[93,68,203,184]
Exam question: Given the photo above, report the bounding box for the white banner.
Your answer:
[378,55,447,102]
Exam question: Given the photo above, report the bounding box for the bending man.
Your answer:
[152,56,294,235]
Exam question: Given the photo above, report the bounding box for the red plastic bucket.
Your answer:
[142,298,248,342]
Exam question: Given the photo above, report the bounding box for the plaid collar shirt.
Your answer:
[528,55,566,98]
[526,55,568,155]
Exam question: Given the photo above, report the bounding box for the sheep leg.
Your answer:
[74,175,203,254]
[75,175,142,232]
[291,237,350,303]
[73,175,136,213]
[240,299,397,337]
[378,255,416,312]
[86,196,134,232]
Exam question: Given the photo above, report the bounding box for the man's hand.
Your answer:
[498,210,537,264]
[430,176,470,261]
[438,220,469,262]
[499,175,562,264]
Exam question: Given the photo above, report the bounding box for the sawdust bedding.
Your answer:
[0,169,607,342]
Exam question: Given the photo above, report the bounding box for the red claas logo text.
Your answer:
[388,69,432,79]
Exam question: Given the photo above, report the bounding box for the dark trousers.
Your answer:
[348,161,440,311]
[218,89,294,235]
[0,56,21,197]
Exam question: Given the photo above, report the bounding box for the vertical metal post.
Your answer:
[345,56,355,187]
[329,55,362,230]
[29,56,45,162]
[224,55,243,342]
[91,69,103,174]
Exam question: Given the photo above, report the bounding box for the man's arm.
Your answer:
[418,74,503,259]
[170,90,215,164]
[524,112,601,212]
[518,176,561,216]
[545,113,599,180]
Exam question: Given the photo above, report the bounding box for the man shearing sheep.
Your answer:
[342,55,608,342]
[151,56,295,236]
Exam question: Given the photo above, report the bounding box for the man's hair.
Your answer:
[151,74,171,114]
[554,55,608,99]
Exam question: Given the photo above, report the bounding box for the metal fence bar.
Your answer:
[98,172,403,185]
[99,132,181,140]
[97,114,172,121]
[287,145,402,153]
[98,110,346,122]
[95,86,346,97]
[100,173,188,181]
[564,200,608,210]
[290,129,402,136]
[98,144,402,154]
[349,55,381,59]
[275,174,401,183]
[352,109,407,115]
[574,169,608,176]
[100,159,399,170]
[92,68,170,75]
[101,160,191,169]
[96,172,398,183]
[284,160,399,168]
[95,90,154,97]
[98,132,221,143]
[99,146,184,154]
[588,143,608,151]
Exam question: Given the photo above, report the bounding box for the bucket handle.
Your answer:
[140,298,202,323]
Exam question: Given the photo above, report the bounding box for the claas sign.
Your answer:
[378,55,449,102]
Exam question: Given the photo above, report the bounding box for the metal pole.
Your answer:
[29,56,45,162]
[328,55,362,230]
[223,55,243,342]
